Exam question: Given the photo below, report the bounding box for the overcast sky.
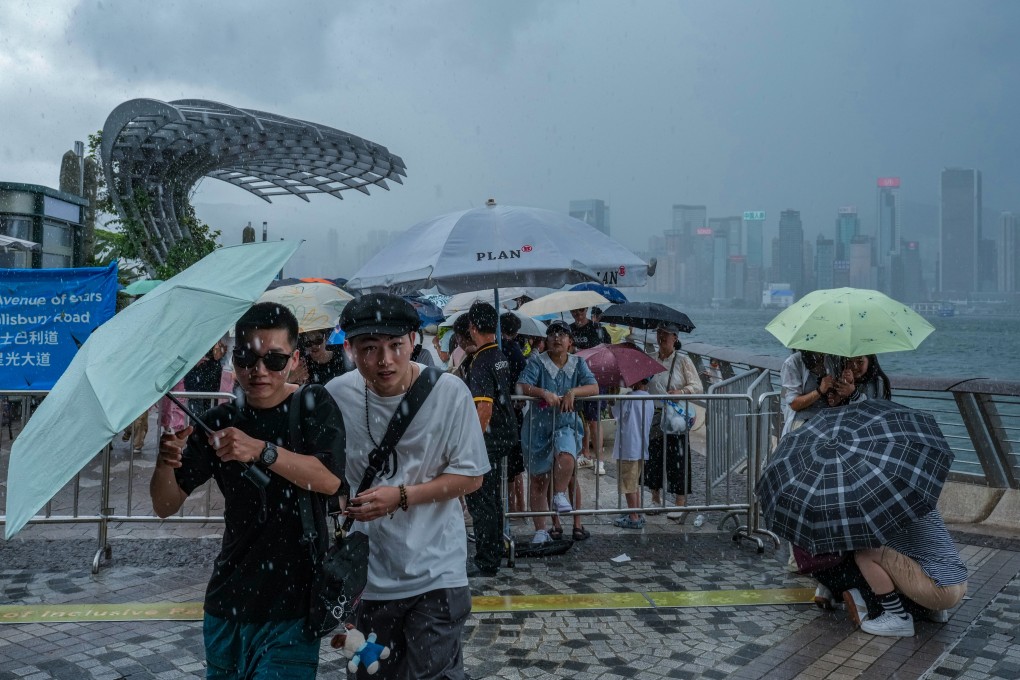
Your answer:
[2,0,1018,278]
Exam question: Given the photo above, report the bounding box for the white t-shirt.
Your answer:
[325,364,490,600]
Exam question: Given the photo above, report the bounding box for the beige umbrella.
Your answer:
[258,282,354,333]
[517,290,610,317]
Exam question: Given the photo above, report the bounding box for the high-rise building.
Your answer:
[979,239,998,292]
[815,237,835,290]
[939,167,982,296]
[834,206,860,261]
[891,240,925,303]
[849,236,877,289]
[1000,212,1020,293]
[727,255,747,303]
[569,199,610,236]
[777,210,804,297]
[744,213,765,268]
[802,239,815,293]
[687,227,715,305]
[712,231,728,302]
[709,216,743,256]
[672,204,707,238]
[877,178,901,292]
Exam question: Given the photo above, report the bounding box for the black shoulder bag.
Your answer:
[295,367,442,639]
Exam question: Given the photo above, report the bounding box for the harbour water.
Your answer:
[674,308,1020,382]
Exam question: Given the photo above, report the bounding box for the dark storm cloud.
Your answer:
[6,0,1019,278]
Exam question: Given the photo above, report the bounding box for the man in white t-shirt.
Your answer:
[325,293,488,680]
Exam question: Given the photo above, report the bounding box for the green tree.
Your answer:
[87,131,220,278]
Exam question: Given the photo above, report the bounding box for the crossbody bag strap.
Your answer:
[340,366,443,533]
[665,352,678,392]
[290,386,326,555]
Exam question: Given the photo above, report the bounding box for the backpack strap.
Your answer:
[341,366,442,533]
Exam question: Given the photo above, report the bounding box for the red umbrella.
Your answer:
[576,343,665,388]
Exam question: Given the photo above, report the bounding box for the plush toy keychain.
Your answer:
[330,624,391,675]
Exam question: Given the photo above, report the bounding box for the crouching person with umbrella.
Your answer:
[756,399,966,638]
[852,509,967,637]
[151,302,346,678]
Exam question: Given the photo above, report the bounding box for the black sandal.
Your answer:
[572,526,591,541]
[549,526,564,540]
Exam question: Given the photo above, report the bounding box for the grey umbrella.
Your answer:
[345,200,650,295]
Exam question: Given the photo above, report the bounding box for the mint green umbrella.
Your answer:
[765,287,934,358]
[122,279,164,296]
[4,240,300,538]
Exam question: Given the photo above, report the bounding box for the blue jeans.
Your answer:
[204,613,319,679]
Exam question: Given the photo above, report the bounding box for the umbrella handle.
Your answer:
[163,392,270,489]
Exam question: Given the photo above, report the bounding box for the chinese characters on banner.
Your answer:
[0,262,118,389]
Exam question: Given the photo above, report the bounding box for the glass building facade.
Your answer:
[0,182,87,269]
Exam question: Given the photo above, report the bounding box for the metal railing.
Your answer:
[0,390,234,572]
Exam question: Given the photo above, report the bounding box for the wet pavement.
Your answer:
[2,419,1020,678]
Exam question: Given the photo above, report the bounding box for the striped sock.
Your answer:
[879,592,908,619]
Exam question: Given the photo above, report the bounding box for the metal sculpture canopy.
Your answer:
[101,98,407,266]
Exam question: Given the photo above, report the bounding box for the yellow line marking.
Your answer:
[0,589,815,623]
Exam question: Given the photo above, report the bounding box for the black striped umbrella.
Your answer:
[755,399,953,554]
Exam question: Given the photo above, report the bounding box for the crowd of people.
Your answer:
[144,293,967,677]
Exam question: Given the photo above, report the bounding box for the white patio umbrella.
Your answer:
[517,290,610,317]
[346,200,651,295]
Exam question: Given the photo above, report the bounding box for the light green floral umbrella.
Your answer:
[4,240,301,538]
[765,287,934,357]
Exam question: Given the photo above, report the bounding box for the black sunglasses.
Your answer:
[232,349,292,371]
[304,333,327,346]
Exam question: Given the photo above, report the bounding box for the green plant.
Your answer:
[87,131,220,277]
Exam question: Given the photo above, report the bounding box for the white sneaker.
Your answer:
[842,588,868,625]
[552,492,573,514]
[693,514,706,528]
[577,456,594,469]
[596,462,607,475]
[531,529,551,545]
[861,611,914,637]
[813,584,836,610]
[924,608,950,624]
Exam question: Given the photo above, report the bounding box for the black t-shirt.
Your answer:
[464,343,520,456]
[306,350,348,386]
[570,321,604,350]
[174,384,345,623]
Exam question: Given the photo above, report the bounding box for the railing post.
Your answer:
[92,443,113,574]
[955,392,1016,490]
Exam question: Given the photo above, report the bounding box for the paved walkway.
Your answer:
[3,418,1020,678]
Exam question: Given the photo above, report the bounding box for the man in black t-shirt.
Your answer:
[461,302,519,577]
[151,303,345,679]
[569,307,606,471]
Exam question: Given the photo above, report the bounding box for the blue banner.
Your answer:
[0,262,118,389]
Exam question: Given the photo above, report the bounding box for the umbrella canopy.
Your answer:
[755,399,954,555]
[0,234,41,252]
[441,309,547,338]
[517,290,610,317]
[576,343,665,388]
[4,240,301,538]
[258,282,354,333]
[441,287,542,314]
[765,287,934,357]
[569,282,628,304]
[122,279,164,296]
[598,302,696,333]
[404,296,446,326]
[266,276,348,290]
[345,200,650,295]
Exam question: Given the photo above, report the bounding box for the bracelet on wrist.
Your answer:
[398,484,409,512]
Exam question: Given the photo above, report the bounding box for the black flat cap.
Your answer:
[340,293,420,339]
